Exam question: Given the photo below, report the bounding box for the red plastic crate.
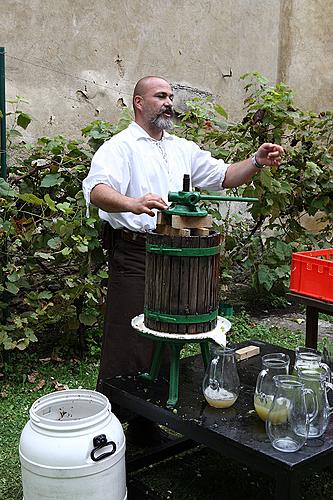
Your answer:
[290,248,333,302]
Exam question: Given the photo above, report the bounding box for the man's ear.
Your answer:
[134,95,143,112]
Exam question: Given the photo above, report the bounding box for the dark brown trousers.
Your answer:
[97,230,156,393]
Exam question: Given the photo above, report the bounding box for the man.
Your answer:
[82,76,283,443]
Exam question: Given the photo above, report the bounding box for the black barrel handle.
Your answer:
[90,434,116,462]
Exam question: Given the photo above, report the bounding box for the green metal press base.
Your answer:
[139,338,210,408]
[132,314,229,409]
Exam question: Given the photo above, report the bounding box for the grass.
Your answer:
[0,352,99,500]
[1,313,333,499]
[319,312,333,325]
[182,311,307,359]
[226,312,307,349]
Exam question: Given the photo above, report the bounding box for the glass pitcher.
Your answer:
[202,346,240,409]
[298,366,333,438]
[266,375,317,453]
[294,346,331,380]
[254,353,290,421]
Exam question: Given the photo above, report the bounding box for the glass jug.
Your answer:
[254,353,290,421]
[298,366,333,438]
[202,346,240,409]
[266,375,317,453]
[294,346,331,380]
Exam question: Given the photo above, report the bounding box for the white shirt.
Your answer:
[82,121,229,232]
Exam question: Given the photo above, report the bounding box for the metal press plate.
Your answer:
[131,314,230,346]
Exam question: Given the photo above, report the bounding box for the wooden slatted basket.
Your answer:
[144,230,221,334]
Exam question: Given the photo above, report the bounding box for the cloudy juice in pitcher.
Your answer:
[202,346,240,409]
[254,352,290,421]
[254,394,274,421]
[204,386,238,408]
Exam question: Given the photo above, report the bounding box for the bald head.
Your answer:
[132,76,174,139]
[133,76,170,112]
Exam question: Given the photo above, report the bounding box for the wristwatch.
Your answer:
[251,154,265,169]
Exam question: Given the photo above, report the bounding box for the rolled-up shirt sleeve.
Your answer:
[82,141,130,208]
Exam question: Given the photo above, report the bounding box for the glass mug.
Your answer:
[254,353,290,421]
[202,346,240,409]
[298,366,333,438]
[294,346,331,381]
[266,375,317,453]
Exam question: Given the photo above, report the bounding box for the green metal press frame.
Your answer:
[138,330,210,408]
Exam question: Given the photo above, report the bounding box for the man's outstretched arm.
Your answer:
[223,143,284,188]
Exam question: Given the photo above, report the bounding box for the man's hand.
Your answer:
[90,184,167,215]
[131,193,168,217]
[255,143,284,167]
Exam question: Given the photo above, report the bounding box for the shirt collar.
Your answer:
[129,121,173,141]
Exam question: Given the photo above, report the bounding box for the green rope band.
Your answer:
[146,244,221,256]
[144,308,218,324]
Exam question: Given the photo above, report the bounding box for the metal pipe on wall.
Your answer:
[0,47,6,179]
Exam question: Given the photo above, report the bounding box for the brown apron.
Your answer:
[97,225,157,390]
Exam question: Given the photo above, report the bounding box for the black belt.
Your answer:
[102,223,147,250]
[114,228,147,243]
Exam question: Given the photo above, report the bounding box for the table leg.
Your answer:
[305,306,319,349]
[275,470,300,500]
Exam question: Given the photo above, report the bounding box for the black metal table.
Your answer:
[289,292,333,349]
[104,340,333,500]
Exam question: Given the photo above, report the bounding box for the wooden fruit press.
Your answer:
[132,175,257,407]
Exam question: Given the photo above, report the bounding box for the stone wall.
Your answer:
[0,0,331,140]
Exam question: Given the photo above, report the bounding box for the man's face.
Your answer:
[139,79,175,130]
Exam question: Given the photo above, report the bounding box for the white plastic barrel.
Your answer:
[19,389,126,500]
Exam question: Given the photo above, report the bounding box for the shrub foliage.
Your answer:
[0,74,332,351]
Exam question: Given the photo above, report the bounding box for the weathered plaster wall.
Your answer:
[277,0,333,111]
[0,0,331,140]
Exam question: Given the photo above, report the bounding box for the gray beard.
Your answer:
[151,115,174,130]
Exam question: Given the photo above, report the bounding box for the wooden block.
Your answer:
[156,224,174,235]
[179,228,191,236]
[171,215,213,229]
[168,227,188,236]
[191,228,210,236]
[157,212,171,226]
[156,225,189,236]
[235,345,260,361]
[156,224,169,234]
